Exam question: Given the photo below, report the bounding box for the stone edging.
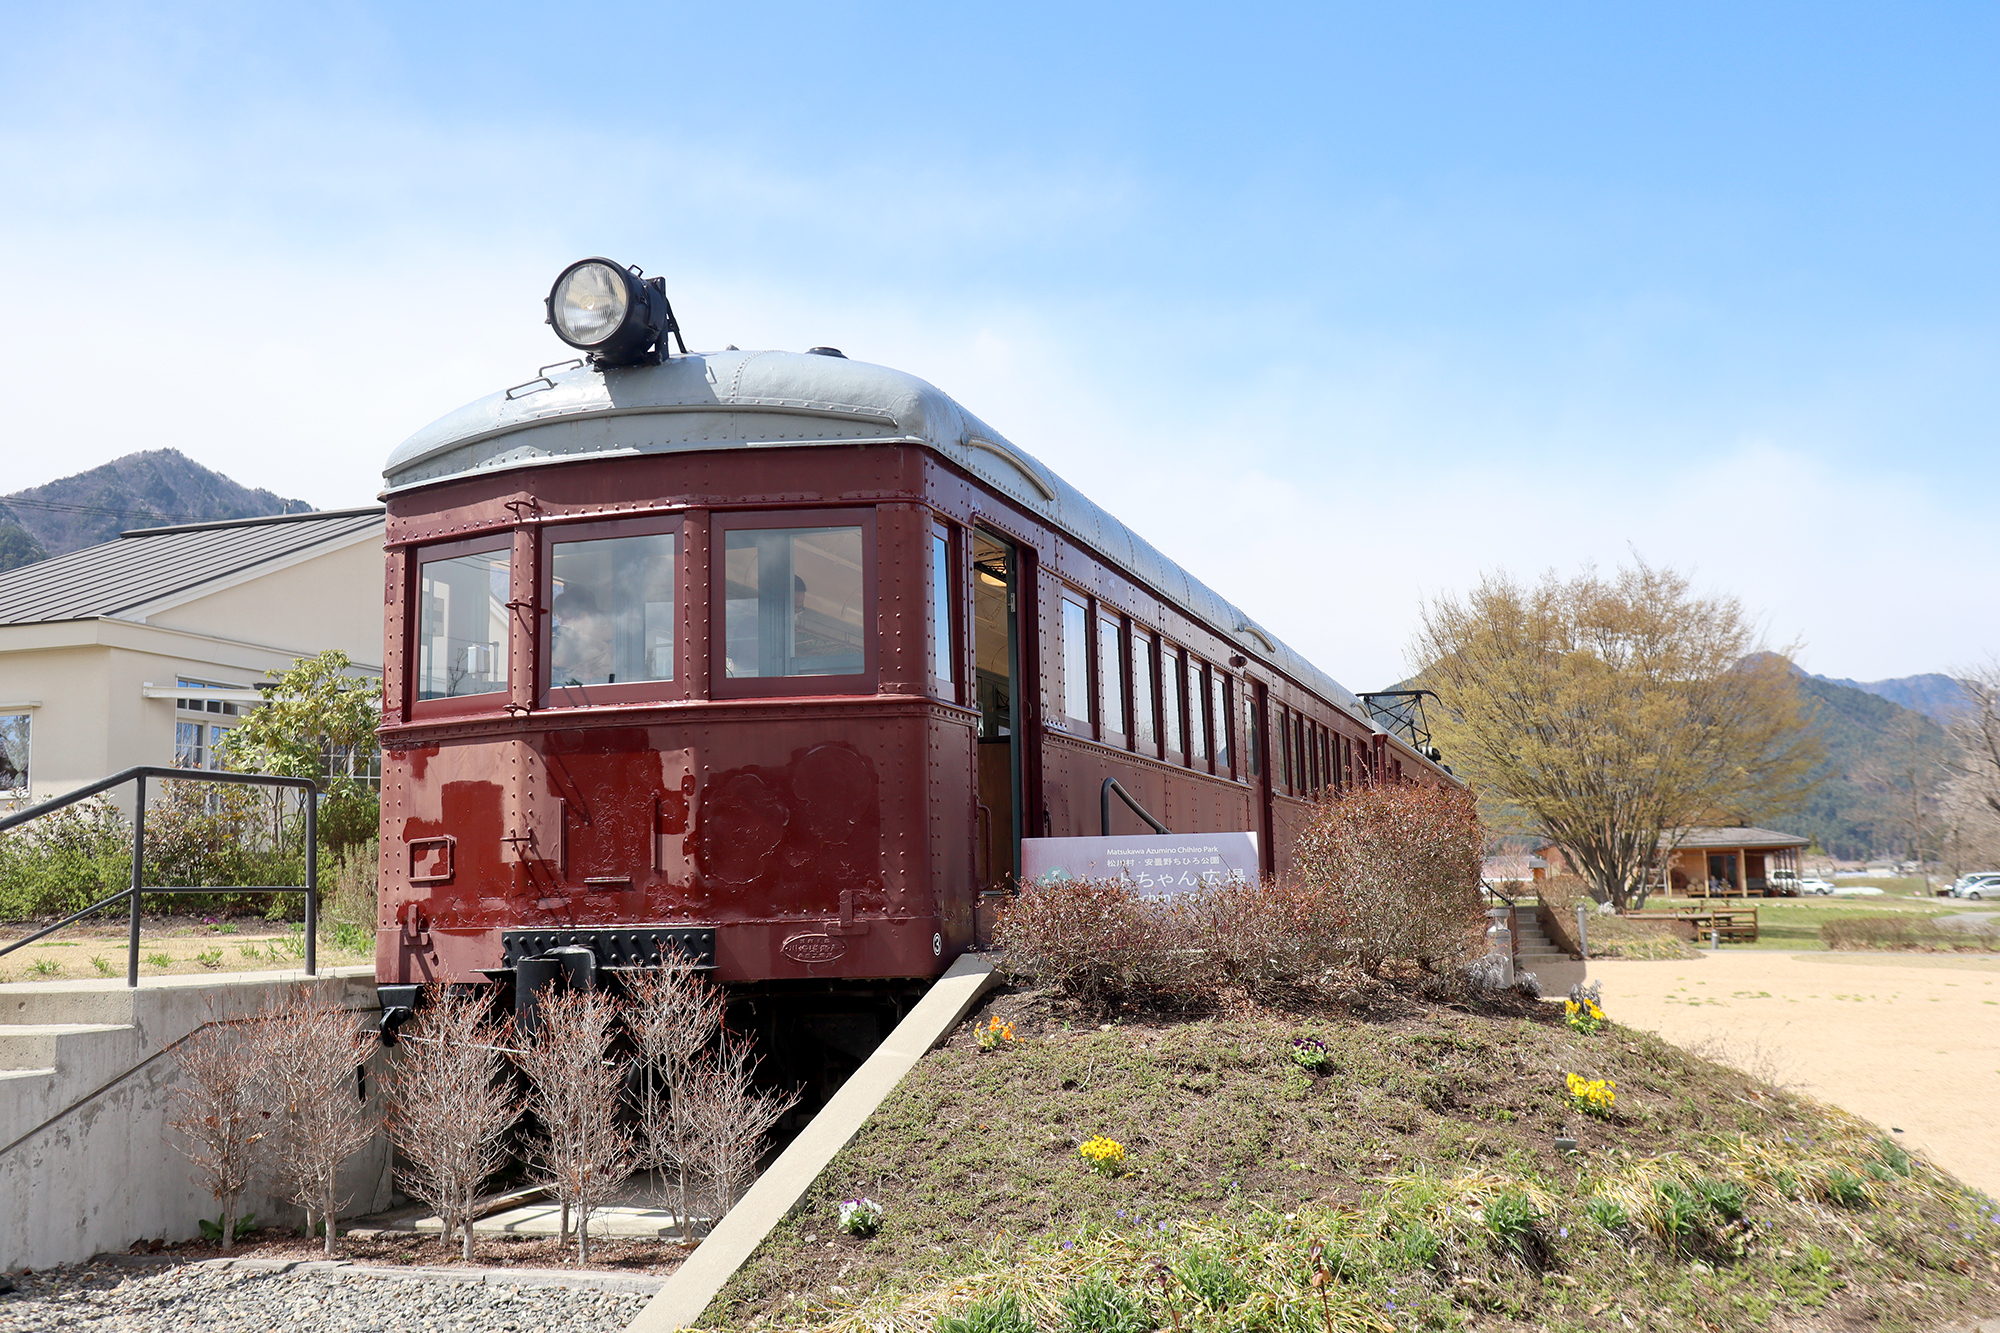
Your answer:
[93,1252,665,1294]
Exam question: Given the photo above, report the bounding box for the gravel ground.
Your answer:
[0,1258,655,1332]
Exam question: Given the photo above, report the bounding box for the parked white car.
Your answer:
[1798,877,1836,895]
[1950,873,2000,900]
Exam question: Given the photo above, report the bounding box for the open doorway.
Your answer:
[973,532,1020,888]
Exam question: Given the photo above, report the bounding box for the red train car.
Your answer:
[374,259,1451,1031]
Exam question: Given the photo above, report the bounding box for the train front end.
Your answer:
[373,260,978,1021]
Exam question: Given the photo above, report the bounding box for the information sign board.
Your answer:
[1018,832,1261,897]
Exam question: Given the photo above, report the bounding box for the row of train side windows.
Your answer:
[414,512,869,707]
[1060,591,1234,776]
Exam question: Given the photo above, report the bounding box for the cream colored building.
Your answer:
[0,508,385,808]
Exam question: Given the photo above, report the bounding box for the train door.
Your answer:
[1250,680,1275,876]
[973,531,1022,887]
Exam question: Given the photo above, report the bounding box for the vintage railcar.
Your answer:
[374,259,1450,1029]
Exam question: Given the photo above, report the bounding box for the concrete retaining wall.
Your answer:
[0,966,391,1271]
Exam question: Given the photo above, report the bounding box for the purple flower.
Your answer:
[1559,1227,1569,1238]
[1158,1222,1168,1231]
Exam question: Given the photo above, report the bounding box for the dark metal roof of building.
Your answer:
[1663,826,1809,850]
[0,507,385,626]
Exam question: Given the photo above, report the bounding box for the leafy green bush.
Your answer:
[1174,1249,1249,1310]
[1062,1277,1152,1333]
[937,1291,1033,1333]
[1585,1195,1629,1233]
[1484,1189,1540,1256]
[0,795,130,919]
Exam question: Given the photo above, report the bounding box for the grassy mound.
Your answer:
[711,985,1999,1332]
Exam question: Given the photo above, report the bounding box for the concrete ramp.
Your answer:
[628,952,999,1333]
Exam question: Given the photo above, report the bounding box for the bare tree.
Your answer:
[686,1029,798,1219]
[517,989,634,1262]
[1948,663,2000,821]
[386,985,519,1262]
[623,962,724,1242]
[255,992,377,1255]
[167,1020,269,1251]
[1413,560,1822,910]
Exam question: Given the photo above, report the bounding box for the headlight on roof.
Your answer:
[544,257,686,367]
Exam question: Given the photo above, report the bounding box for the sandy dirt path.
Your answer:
[1590,951,2000,1198]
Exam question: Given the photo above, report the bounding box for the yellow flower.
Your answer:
[1079,1136,1127,1175]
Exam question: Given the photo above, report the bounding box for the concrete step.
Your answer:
[0,1022,141,1148]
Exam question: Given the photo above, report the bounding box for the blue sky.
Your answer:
[3,2,1994,688]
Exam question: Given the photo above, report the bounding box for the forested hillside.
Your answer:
[0,450,312,573]
[1788,672,1950,860]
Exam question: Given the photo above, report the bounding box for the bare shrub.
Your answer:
[167,1019,269,1251]
[1821,915,2000,953]
[684,1030,799,1218]
[993,875,1162,1001]
[517,989,634,1262]
[255,992,376,1255]
[386,985,518,1261]
[625,962,725,1242]
[1292,782,1486,975]
[1159,875,1353,998]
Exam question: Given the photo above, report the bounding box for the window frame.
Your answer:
[1164,644,1188,764]
[710,507,878,699]
[1061,593,1093,730]
[1130,628,1160,758]
[0,711,26,796]
[929,519,960,702]
[541,512,685,709]
[409,534,515,720]
[1096,610,1128,747]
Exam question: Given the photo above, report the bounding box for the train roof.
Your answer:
[384,350,1375,726]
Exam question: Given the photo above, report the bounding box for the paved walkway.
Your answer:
[1591,950,2000,1198]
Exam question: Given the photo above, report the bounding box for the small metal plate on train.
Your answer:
[780,932,847,963]
[501,926,715,969]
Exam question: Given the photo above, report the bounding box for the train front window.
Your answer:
[417,546,509,699]
[723,526,865,678]
[549,532,676,689]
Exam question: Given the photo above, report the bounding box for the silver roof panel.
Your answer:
[385,352,1370,721]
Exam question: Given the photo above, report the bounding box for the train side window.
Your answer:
[1062,596,1091,728]
[930,523,955,690]
[714,511,874,689]
[1165,646,1187,761]
[1190,659,1210,765]
[1277,705,1292,791]
[1097,612,1127,743]
[1131,629,1157,752]
[416,542,510,702]
[1215,673,1233,775]
[548,529,677,692]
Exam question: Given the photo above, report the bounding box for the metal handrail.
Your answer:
[1100,777,1168,837]
[0,765,319,986]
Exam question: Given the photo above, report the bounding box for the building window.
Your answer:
[175,720,225,770]
[0,714,27,795]
[549,530,677,690]
[722,526,866,679]
[176,679,246,717]
[1062,597,1091,727]
[930,524,955,687]
[1097,613,1126,741]
[1131,632,1157,751]
[418,544,510,700]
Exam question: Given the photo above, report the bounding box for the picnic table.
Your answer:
[1621,905,1759,943]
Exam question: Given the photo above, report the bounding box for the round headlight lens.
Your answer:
[552,262,630,346]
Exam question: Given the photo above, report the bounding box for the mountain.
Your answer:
[0,450,313,573]
[1789,672,1950,861]
[1814,672,1972,726]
